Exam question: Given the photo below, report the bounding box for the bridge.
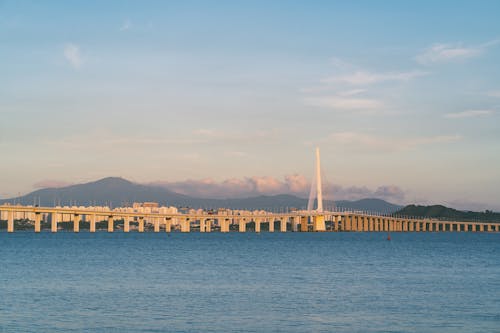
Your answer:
[2,148,499,233]
[1,204,499,233]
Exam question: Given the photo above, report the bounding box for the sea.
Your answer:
[1,232,499,332]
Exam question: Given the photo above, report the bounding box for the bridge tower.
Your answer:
[308,147,326,231]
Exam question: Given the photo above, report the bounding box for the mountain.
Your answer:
[0,177,401,213]
[396,204,500,222]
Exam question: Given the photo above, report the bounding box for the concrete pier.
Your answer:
[90,215,96,233]
[34,213,41,233]
[107,216,114,233]
[239,218,246,232]
[51,212,58,233]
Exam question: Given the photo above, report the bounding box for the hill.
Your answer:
[0,177,401,213]
[396,204,500,222]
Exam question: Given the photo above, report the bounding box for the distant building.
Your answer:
[133,202,159,209]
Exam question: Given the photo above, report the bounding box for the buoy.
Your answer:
[387,233,391,241]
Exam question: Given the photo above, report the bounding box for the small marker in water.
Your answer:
[387,233,391,241]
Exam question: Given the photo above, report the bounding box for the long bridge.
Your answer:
[1,204,499,233]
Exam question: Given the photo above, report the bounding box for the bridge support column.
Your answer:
[239,219,246,232]
[269,218,275,232]
[368,217,374,231]
[154,218,160,232]
[138,217,145,232]
[255,218,261,233]
[300,216,308,232]
[123,216,130,233]
[90,215,96,233]
[280,218,287,232]
[313,215,326,232]
[349,216,355,231]
[200,219,206,232]
[180,218,189,233]
[345,216,352,231]
[220,218,229,233]
[165,218,172,233]
[34,212,41,233]
[7,211,14,233]
[479,224,484,232]
[292,217,300,232]
[73,214,80,233]
[51,212,58,233]
[108,216,114,233]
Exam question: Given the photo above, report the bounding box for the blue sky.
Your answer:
[1,1,500,210]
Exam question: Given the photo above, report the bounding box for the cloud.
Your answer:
[33,180,73,189]
[444,109,494,119]
[120,19,132,31]
[63,43,83,69]
[325,131,461,152]
[304,95,383,111]
[416,40,499,65]
[150,175,406,203]
[486,90,500,98]
[322,70,428,86]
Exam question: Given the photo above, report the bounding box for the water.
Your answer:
[1,232,499,332]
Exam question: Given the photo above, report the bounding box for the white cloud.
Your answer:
[486,90,500,98]
[415,40,499,65]
[151,175,406,203]
[33,180,73,189]
[323,70,428,85]
[304,96,383,110]
[326,131,461,152]
[63,43,83,69]
[444,110,494,119]
[120,19,132,31]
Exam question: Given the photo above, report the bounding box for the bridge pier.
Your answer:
[90,214,96,232]
[255,218,261,233]
[239,218,246,232]
[123,216,130,232]
[220,218,229,233]
[34,212,41,233]
[138,217,145,232]
[200,219,206,232]
[165,218,172,232]
[280,217,287,232]
[51,212,58,233]
[313,215,326,232]
[300,216,308,232]
[154,218,160,233]
[7,211,14,233]
[269,218,275,232]
[180,218,189,233]
[73,214,80,233]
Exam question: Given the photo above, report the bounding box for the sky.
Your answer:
[1,1,500,210]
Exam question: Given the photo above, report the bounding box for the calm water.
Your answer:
[0,232,499,332]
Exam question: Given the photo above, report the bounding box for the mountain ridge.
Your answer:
[0,177,402,213]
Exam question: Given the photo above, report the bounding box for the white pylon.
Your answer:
[315,147,323,212]
[307,147,324,212]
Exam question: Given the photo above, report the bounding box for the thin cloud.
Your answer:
[322,70,428,86]
[444,110,494,119]
[486,90,500,98]
[63,43,83,69]
[416,40,499,65]
[33,180,73,189]
[326,131,461,152]
[120,19,132,31]
[304,95,383,111]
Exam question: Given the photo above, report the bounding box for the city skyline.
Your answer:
[2,1,500,210]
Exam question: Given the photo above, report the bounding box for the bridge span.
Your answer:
[1,205,499,233]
